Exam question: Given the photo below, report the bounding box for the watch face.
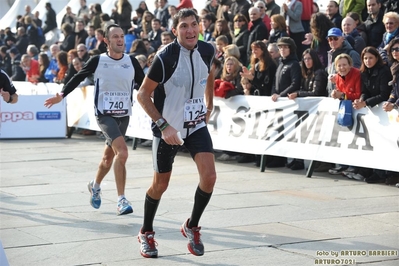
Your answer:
[156,118,165,127]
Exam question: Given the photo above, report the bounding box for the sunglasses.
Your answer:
[391,47,399,52]
[328,36,339,41]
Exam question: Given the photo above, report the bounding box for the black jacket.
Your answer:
[269,30,288,45]
[60,33,76,52]
[250,59,277,96]
[10,54,25,81]
[247,18,269,65]
[43,7,57,34]
[298,69,328,97]
[361,65,392,107]
[16,34,29,56]
[364,10,386,48]
[233,25,249,65]
[273,54,301,96]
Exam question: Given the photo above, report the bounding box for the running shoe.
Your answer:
[87,180,101,209]
[138,230,158,258]
[328,166,348,175]
[117,198,133,215]
[180,219,204,256]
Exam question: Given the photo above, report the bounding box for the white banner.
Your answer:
[0,95,66,139]
[208,95,399,172]
[8,82,398,172]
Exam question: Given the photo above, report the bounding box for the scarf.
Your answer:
[390,61,399,86]
[386,28,399,45]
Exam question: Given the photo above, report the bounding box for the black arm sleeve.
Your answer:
[61,55,99,97]
[146,54,164,83]
[0,70,17,95]
[129,55,145,89]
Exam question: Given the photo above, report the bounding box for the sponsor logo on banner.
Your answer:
[1,112,34,122]
[36,112,61,120]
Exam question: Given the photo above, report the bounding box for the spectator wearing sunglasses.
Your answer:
[232,14,249,65]
[326,28,361,96]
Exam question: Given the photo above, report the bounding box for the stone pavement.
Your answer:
[0,135,398,266]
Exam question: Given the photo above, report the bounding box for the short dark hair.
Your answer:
[161,31,174,39]
[104,24,121,39]
[172,9,199,30]
[329,0,339,8]
[151,18,161,25]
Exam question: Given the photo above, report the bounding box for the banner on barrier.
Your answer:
[65,86,399,171]
[0,95,66,139]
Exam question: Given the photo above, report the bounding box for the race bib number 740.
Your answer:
[102,91,130,115]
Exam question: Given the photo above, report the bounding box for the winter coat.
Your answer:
[250,59,277,96]
[360,65,392,107]
[364,10,386,48]
[335,67,361,101]
[298,69,328,97]
[273,54,301,96]
[233,25,249,65]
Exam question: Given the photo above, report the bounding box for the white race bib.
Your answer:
[102,91,130,115]
[183,97,206,128]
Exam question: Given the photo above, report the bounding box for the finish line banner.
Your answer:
[65,87,398,172]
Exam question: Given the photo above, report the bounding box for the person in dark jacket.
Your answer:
[241,40,277,96]
[0,46,12,76]
[15,27,29,57]
[265,0,281,18]
[272,37,301,100]
[268,37,301,168]
[154,0,170,29]
[342,17,366,55]
[364,0,386,48]
[289,48,328,99]
[75,20,89,46]
[111,0,133,34]
[354,46,392,109]
[9,48,25,81]
[326,0,342,30]
[268,14,288,44]
[353,46,394,184]
[24,16,40,49]
[60,23,76,52]
[287,48,328,171]
[229,0,251,23]
[247,7,269,66]
[232,13,249,66]
[43,2,58,35]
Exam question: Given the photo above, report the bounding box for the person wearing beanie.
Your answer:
[266,37,301,168]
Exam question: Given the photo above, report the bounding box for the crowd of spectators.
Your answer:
[1,0,399,186]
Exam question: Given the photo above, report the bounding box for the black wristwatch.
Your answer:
[155,118,167,128]
[7,95,13,103]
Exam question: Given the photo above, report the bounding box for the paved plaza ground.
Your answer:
[0,135,398,266]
